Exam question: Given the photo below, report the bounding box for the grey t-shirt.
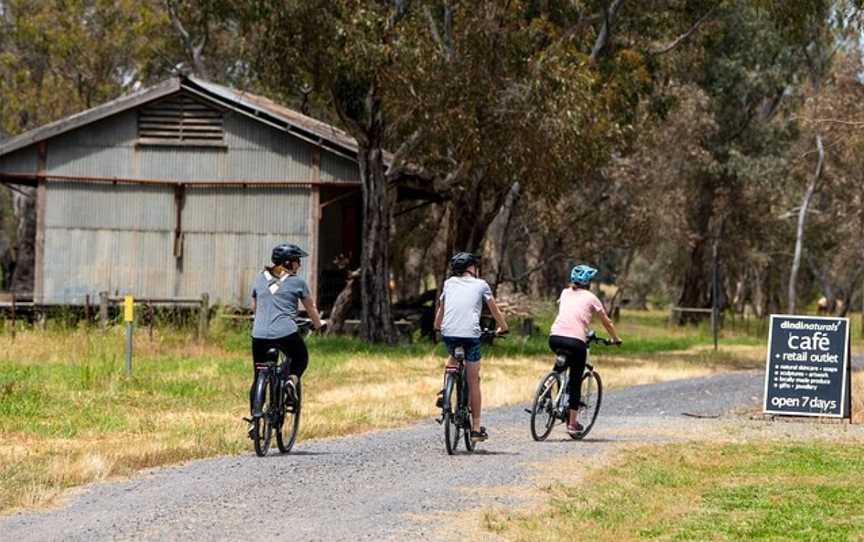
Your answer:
[440,276,493,338]
[251,270,310,339]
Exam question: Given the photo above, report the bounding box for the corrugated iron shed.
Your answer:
[0,77,365,307]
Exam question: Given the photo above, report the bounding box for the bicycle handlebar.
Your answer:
[480,328,508,339]
[587,331,622,347]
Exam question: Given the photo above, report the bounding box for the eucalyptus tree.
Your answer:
[236,1,421,343]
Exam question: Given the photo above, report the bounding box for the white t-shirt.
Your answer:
[440,276,493,338]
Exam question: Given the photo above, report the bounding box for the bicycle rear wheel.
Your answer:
[530,372,562,441]
[443,374,461,455]
[462,379,475,452]
[571,370,602,440]
[276,381,301,453]
[251,372,273,456]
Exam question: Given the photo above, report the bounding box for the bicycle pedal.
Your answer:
[435,417,443,424]
[523,408,532,414]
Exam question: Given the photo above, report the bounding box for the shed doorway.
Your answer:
[317,186,362,311]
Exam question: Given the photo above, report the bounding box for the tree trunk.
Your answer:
[327,269,360,335]
[606,248,635,319]
[10,187,36,294]
[488,182,520,293]
[446,175,512,259]
[788,135,824,314]
[358,142,399,344]
[675,175,716,324]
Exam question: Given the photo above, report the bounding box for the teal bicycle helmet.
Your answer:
[570,264,597,285]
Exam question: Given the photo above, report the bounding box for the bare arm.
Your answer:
[434,298,444,331]
[486,296,509,334]
[251,296,256,313]
[598,309,621,343]
[300,296,324,330]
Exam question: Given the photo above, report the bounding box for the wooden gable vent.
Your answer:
[138,94,224,144]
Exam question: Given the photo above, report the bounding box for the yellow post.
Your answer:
[124,296,134,375]
[124,295,134,323]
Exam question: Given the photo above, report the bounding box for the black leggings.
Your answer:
[250,333,308,410]
[548,335,587,410]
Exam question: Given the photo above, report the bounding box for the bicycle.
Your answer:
[438,329,503,455]
[248,318,313,457]
[529,331,618,441]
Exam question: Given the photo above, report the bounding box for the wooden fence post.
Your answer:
[11,292,16,341]
[198,293,210,340]
[99,291,109,329]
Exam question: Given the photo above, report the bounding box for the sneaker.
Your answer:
[470,427,489,442]
[284,375,298,402]
[243,417,255,439]
[567,422,584,436]
[435,390,444,409]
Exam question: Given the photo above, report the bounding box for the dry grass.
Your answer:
[0,321,754,515]
[852,371,864,424]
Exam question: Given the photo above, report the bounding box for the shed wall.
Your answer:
[42,104,325,182]
[42,183,311,306]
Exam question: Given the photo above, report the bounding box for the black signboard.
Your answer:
[763,315,850,418]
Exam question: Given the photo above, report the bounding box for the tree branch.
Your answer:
[649,3,720,56]
[385,127,424,182]
[589,0,625,63]
[331,89,368,145]
[164,0,209,77]
[502,253,566,283]
[423,3,455,61]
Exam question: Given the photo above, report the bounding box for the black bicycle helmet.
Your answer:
[271,243,309,265]
[450,252,479,275]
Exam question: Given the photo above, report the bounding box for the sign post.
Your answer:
[763,315,851,419]
[124,295,134,376]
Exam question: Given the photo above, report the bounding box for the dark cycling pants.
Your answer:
[548,335,587,410]
[250,333,308,410]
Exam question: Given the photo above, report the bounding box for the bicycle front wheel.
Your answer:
[530,372,562,441]
[571,370,602,440]
[251,372,273,456]
[276,381,301,453]
[443,374,461,455]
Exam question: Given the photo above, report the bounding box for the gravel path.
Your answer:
[0,371,765,541]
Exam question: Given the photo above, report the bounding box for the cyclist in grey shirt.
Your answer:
[434,252,508,442]
[248,244,323,434]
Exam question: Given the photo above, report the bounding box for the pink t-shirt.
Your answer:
[550,288,605,342]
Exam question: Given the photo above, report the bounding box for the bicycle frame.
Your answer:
[552,352,596,417]
[442,347,468,416]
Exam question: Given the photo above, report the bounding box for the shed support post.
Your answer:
[309,148,321,304]
[34,142,47,303]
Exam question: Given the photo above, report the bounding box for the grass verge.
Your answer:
[0,309,768,514]
[484,440,864,541]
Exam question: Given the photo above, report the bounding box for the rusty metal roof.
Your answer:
[0,77,365,163]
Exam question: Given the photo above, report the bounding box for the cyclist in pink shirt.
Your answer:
[549,264,622,435]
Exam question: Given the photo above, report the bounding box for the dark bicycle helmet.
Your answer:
[272,243,309,265]
[450,252,479,275]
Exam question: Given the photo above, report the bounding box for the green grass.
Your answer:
[486,441,864,541]
[218,307,768,362]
